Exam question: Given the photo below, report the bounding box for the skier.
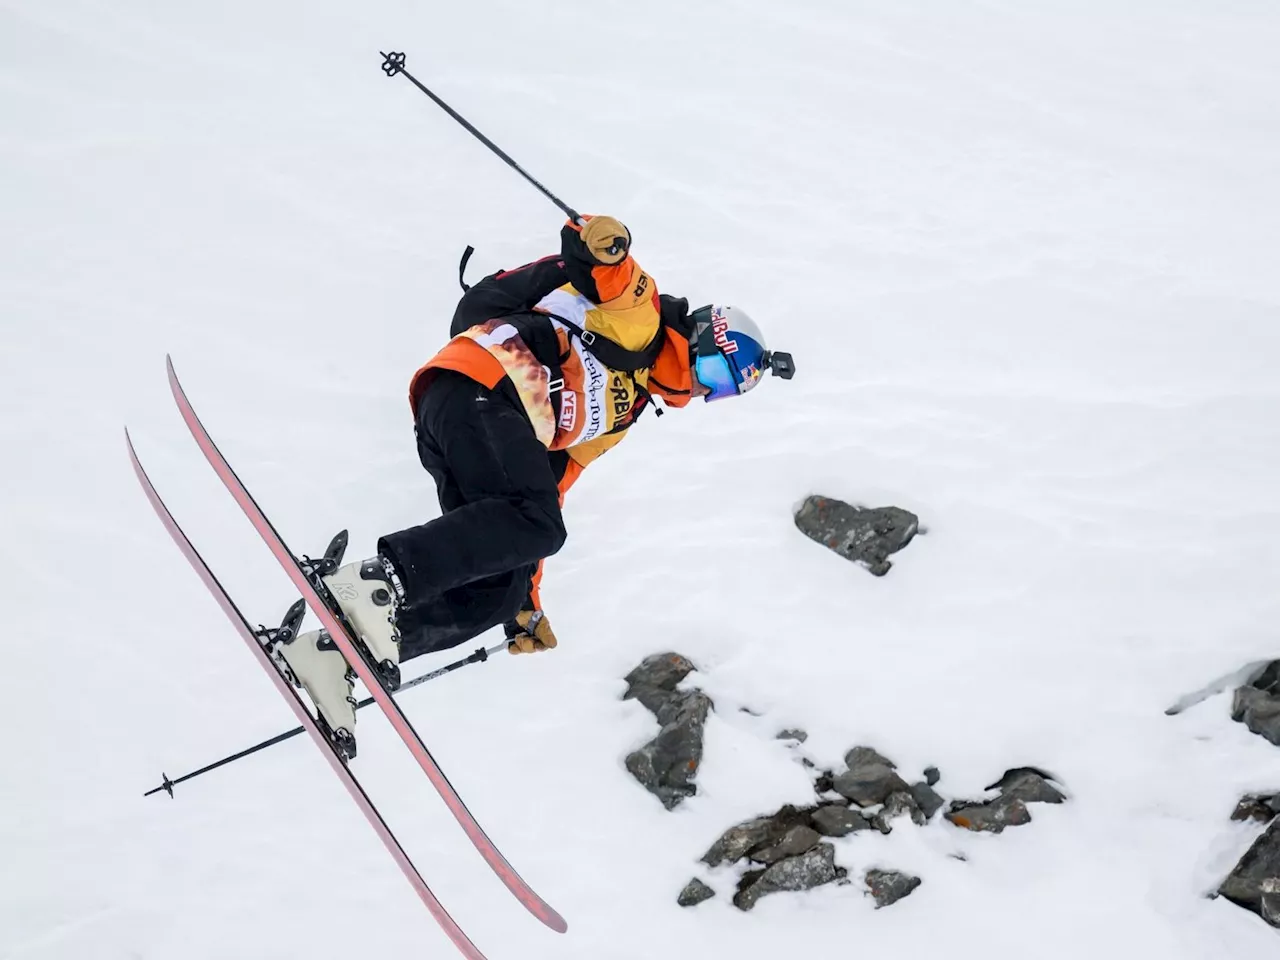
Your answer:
[272,215,794,744]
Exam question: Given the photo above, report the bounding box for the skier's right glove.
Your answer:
[562,215,631,267]
[505,608,558,655]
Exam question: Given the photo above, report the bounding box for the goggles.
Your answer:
[691,306,794,402]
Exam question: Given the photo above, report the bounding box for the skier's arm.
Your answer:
[450,255,570,335]
[646,294,699,408]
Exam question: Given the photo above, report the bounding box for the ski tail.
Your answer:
[165,356,567,934]
[126,429,488,960]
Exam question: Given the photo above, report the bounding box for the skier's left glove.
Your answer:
[505,608,558,655]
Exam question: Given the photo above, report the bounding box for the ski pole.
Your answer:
[379,51,583,224]
[145,641,508,798]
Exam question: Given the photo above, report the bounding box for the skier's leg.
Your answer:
[378,372,566,605]
[395,564,535,661]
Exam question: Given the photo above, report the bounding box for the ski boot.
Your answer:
[258,600,358,759]
[320,556,403,692]
[300,531,402,691]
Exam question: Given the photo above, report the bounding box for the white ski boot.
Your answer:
[259,601,358,759]
[276,632,357,756]
[322,557,402,690]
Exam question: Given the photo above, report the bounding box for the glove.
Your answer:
[505,608,558,655]
[564,215,631,267]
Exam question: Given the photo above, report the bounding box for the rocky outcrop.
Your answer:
[865,868,922,908]
[623,652,696,715]
[734,843,842,911]
[622,654,712,810]
[946,768,1065,833]
[1220,818,1280,928]
[702,807,812,867]
[677,878,716,907]
[946,795,1032,833]
[1233,794,1280,824]
[810,803,874,837]
[832,746,911,806]
[910,781,945,820]
[794,496,920,576]
[1232,662,1280,746]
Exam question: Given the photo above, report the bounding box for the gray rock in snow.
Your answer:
[701,806,810,866]
[844,746,897,770]
[874,791,927,833]
[923,766,942,787]
[749,824,822,864]
[810,803,875,837]
[946,795,1032,833]
[986,767,1067,805]
[833,748,911,807]
[865,868,922,908]
[1219,818,1280,928]
[733,843,841,911]
[910,781,946,821]
[777,728,809,744]
[1232,683,1280,747]
[623,652,696,717]
[1232,794,1280,824]
[677,878,716,908]
[624,688,712,810]
[1253,661,1280,695]
[794,496,920,576]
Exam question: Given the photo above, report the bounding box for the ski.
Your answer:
[126,430,488,960]
[164,356,567,935]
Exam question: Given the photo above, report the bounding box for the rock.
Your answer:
[750,825,822,864]
[813,770,836,794]
[865,869,922,908]
[623,652,696,717]
[794,496,919,576]
[1220,818,1280,928]
[1232,685,1280,747]
[874,791,927,833]
[986,768,1067,805]
[910,781,945,820]
[702,817,784,867]
[1232,794,1280,823]
[1254,661,1280,695]
[677,878,716,908]
[833,750,911,807]
[924,766,941,787]
[777,728,808,744]
[810,803,875,837]
[844,746,897,769]
[1263,879,1280,926]
[624,689,712,810]
[946,795,1032,833]
[733,843,840,911]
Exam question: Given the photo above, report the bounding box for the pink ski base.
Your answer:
[165,356,568,935]
[127,430,488,960]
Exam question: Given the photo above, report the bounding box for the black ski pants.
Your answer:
[378,371,566,661]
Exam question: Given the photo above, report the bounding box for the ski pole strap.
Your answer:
[458,245,475,292]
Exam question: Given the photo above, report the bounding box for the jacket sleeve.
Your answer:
[646,294,698,408]
[450,254,571,335]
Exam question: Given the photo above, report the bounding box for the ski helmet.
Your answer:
[690,305,795,402]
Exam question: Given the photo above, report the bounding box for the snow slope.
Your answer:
[4,1,1280,956]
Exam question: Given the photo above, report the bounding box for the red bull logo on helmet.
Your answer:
[711,308,739,355]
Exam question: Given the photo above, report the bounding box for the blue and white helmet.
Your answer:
[690,305,793,402]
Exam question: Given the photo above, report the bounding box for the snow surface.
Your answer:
[5,1,1280,957]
